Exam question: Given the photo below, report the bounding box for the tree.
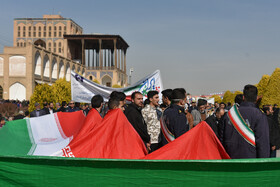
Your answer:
[257,74,270,96]
[29,83,54,111]
[222,90,234,104]
[222,90,243,105]
[112,84,122,88]
[261,68,280,106]
[93,79,100,84]
[29,79,71,111]
[210,95,222,103]
[52,78,71,107]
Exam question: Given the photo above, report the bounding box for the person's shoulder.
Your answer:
[125,103,133,110]
[142,105,151,112]
[124,104,135,114]
[206,114,215,120]
[166,105,183,116]
[40,109,46,114]
[191,109,199,114]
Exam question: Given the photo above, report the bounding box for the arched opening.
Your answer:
[51,58,57,79]
[34,51,41,75]
[9,82,26,101]
[0,57,3,76]
[9,56,26,76]
[82,69,85,77]
[58,61,65,79]
[89,76,93,81]
[102,75,112,87]
[43,55,50,77]
[72,65,76,73]
[0,85,3,99]
[34,39,46,48]
[65,63,71,81]
[77,66,81,74]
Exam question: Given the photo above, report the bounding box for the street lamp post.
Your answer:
[129,68,134,85]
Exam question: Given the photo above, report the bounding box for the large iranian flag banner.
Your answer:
[71,70,163,102]
[0,111,85,156]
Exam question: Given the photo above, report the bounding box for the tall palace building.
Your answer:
[0,15,129,100]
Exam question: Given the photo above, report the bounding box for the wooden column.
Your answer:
[99,39,103,69]
[113,39,117,69]
[118,50,120,70]
[122,50,124,72]
[124,49,127,74]
[81,39,85,65]
[111,49,114,67]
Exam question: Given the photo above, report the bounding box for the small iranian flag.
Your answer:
[0,111,85,156]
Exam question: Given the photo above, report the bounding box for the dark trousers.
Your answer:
[270,149,277,158]
[150,143,160,153]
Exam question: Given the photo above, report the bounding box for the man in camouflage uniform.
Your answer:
[142,91,161,152]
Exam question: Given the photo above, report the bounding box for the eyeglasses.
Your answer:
[69,103,74,105]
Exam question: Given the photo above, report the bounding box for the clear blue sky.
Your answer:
[1,0,280,95]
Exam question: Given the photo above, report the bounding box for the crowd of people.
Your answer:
[0,84,279,159]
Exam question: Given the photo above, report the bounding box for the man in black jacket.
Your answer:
[42,102,50,115]
[30,103,46,118]
[221,85,269,158]
[161,88,188,146]
[205,107,225,139]
[124,92,151,150]
[263,105,280,157]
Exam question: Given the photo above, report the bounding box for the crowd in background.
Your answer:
[0,85,279,158]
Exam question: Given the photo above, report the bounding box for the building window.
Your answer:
[28,26,31,37]
[38,26,41,37]
[23,26,25,37]
[17,42,19,47]
[64,26,66,34]
[59,26,62,31]
[18,26,21,37]
[49,26,52,37]
[48,42,51,51]
[20,42,23,47]
[33,26,36,37]
[54,42,56,53]
[58,42,61,53]
[54,26,57,37]
[24,42,26,47]
[44,26,46,37]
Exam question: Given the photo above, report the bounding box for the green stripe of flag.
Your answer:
[0,119,32,156]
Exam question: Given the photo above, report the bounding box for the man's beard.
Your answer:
[200,110,205,114]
